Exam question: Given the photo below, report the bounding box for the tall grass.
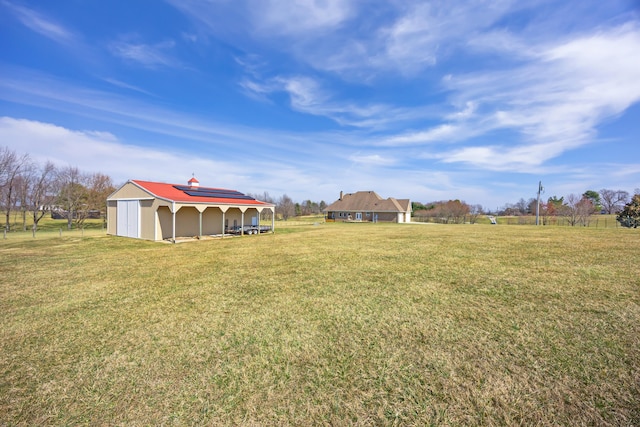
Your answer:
[1,222,638,425]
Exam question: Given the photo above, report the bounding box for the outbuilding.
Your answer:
[106,178,275,242]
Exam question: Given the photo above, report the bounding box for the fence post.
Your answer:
[59,228,62,237]
[3,229,6,239]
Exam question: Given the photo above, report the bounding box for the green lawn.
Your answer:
[1,222,638,425]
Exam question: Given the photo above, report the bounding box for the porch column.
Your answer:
[219,206,229,237]
[195,205,206,239]
[171,202,176,243]
[256,207,264,233]
[271,207,275,233]
[239,206,249,235]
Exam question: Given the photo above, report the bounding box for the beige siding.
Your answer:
[157,206,173,240]
[203,208,223,235]
[108,182,153,200]
[139,199,156,240]
[245,208,260,226]
[107,183,155,239]
[106,200,117,235]
[175,206,200,237]
[224,208,243,230]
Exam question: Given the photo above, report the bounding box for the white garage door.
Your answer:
[116,200,140,238]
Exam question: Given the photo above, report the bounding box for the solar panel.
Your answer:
[174,185,236,193]
[174,185,257,200]
[183,190,255,200]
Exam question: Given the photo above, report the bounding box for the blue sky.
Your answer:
[1,0,639,210]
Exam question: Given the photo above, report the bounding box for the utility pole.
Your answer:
[536,181,543,225]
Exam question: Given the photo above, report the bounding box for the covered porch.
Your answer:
[156,203,275,242]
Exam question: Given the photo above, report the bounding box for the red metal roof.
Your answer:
[131,180,271,206]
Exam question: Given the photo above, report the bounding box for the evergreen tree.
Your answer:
[617,194,640,228]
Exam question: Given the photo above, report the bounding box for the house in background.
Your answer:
[324,191,411,223]
[107,177,275,242]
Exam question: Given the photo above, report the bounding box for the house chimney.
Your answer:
[340,191,343,200]
[188,176,200,188]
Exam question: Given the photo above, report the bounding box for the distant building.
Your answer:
[324,191,411,223]
[107,178,275,241]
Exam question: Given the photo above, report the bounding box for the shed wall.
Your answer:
[176,206,200,237]
[106,201,117,235]
[203,208,223,235]
[139,199,156,239]
[157,206,173,240]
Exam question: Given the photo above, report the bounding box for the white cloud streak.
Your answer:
[4,1,76,44]
[434,23,640,169]
[109,40,180,68]
[0,116,318,192]
[251,0,352,36]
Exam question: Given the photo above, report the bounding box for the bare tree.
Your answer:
[15,171,31,231]
[26,161,57,233]
[447,200,470,223]
[277,194,295,221]
[55,166,89,230]
[576,197,595,225]
[425,200,470,223]
[561,194,595,226]
[86,172,115,226]
[515,198,529,215]
[468,204,484,224]
[0,147,30,231]
[599,189,629,214]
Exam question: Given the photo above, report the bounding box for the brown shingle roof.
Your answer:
[324,191,410,213]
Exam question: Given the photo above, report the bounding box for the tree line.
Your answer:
[0,146,115,233]
[412,200,484,224]
[500,189,632,216]
[246,192,328,221]
[495,188,640,227]
[411,187,640,227]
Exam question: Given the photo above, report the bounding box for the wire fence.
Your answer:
[412,215,623,228]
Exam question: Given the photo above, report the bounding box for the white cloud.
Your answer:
[0,116,253,187]
[434,23,640,169]
[251,0,352,36]
[310,0,518,78]
[446,101,478,121]
[166,0,518,79]
[380,124,461,146]
[4,1,75,44]
[438,141,572,171]
[240,74,422,128]
[102,78,155,96]
[348,153,396,166]
[109,40,179,68]
[279,76,330,110]
[0,116,364,203]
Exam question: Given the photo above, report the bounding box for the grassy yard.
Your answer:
[1,221,638,425]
